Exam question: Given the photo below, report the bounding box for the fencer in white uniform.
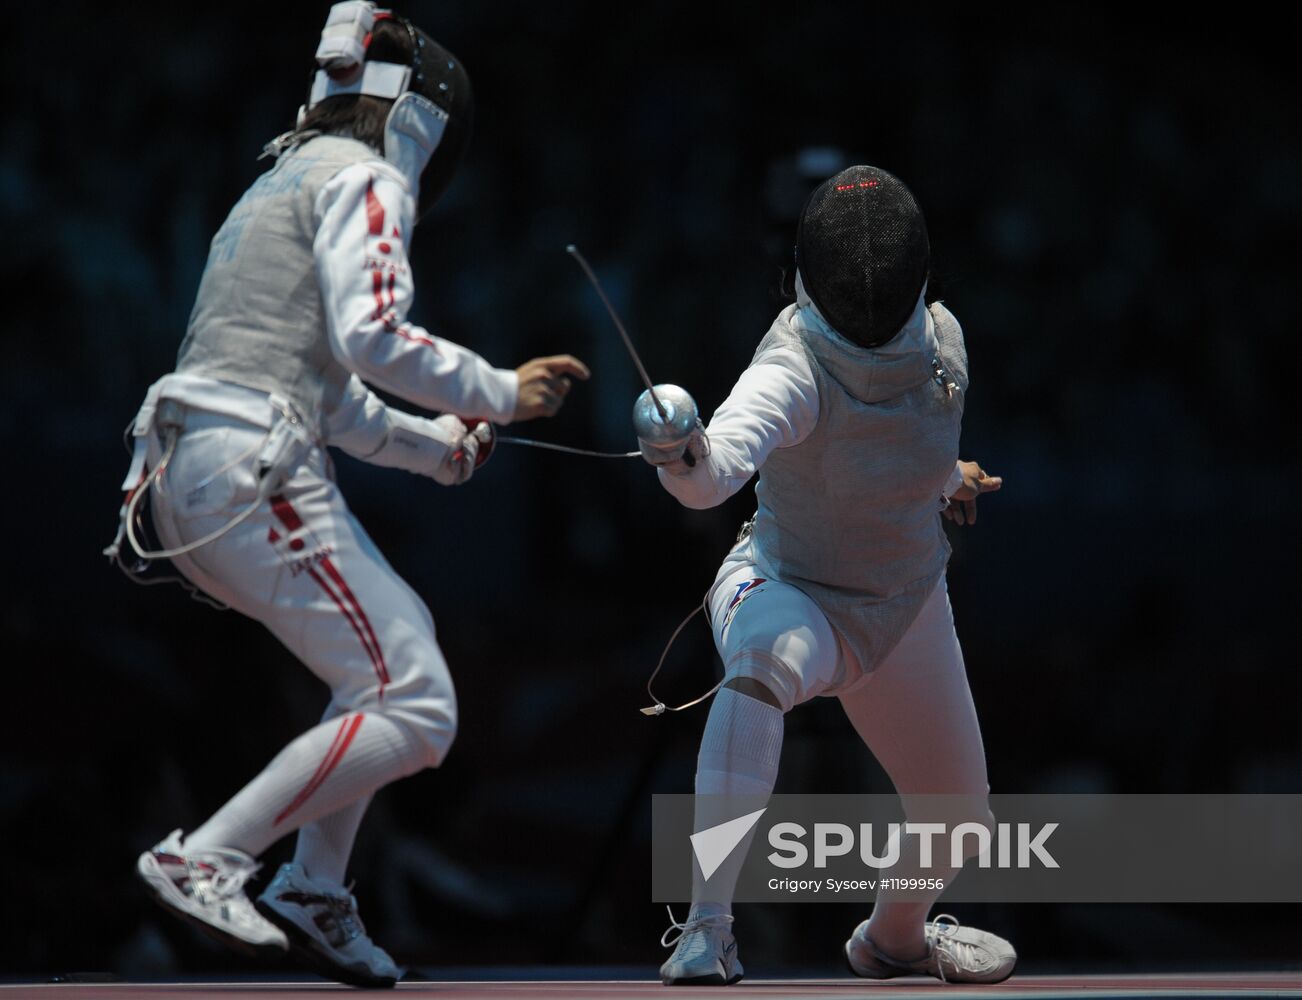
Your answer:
[109,4,588,988]
[643,165,1014,986]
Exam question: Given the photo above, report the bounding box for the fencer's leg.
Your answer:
[720,675,781,709]
[661,562,845,985]
[149,428,457,858]
[290,700,374,887]
[294,795,372,886]
[688,566,842,920]
[689,681,784,920]
[176,549,455,856]
[662,675,785,987]
[183,711,428,857]
[837,577,991,961]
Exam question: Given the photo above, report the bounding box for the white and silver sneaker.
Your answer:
[256,862,400,989]
[659,906,744,986]
[845,913,1016,984]
[136,830,288,954]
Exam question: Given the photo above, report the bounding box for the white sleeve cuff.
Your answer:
[480,367,518,425]
[943,462,964,499]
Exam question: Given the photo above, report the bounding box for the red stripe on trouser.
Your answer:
[269,496,389,694]
[318,556,390,688]
[276,715,351,824]
[273,713,364,826]
[306,563,388,693]
[270,495,304,531]
[371,271,386,321]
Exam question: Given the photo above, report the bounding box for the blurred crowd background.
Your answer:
[3,0,1299,980]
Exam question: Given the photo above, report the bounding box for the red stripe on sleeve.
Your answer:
[365,178,385,236]
[394,327,441,351]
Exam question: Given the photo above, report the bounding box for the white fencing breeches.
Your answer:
[144,407,456,860]
[691,539,992,929]
[707,542,988,800]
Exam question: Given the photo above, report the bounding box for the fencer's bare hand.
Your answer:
[943,460,1002,526]
[513,355,591,422]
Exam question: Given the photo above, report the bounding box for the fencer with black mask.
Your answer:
[640,166,1013,986]
[112,2,588,988]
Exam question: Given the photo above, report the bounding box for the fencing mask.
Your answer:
[795,165,929,348]
[303,2,473,211]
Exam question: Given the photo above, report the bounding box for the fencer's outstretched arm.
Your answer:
[652,346,975,511]
[654,346,819,509]
[314,162,519,424]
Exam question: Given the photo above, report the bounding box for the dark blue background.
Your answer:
[3,1,1298,979]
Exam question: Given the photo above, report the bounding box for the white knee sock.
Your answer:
[293,794,371,887]
[184,711,427,858]
[689,687,784,920]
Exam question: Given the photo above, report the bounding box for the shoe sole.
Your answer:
[136,856,286,959]
[845,954,901,979]
[661,972,744,987]
[255,898,397,989]
[973,964,1017,985]
[843,931,1017,985]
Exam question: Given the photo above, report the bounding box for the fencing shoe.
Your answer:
[659,906,744,986]
[845,913,1016,984]
[256,862,400,989]
[136,830,288,954]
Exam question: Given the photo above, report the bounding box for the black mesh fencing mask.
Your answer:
[795,165,929,348]
[403,24,473,210]
[366,17,473,214]
[302,5,474,216]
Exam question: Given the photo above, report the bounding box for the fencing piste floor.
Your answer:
[6,972,1302,1000]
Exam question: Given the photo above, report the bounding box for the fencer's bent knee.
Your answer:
[388,699,456,770]
[723,649,800,713]
[716,586,839,709]
[424,698,458,765]
[366,625,459,767]
[722,675,783,710]
[381,662,458,769]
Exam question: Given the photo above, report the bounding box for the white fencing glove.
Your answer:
[639,420,709,477]
[426,414,494,485]
[369,412,491,486]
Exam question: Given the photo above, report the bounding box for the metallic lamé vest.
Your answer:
[176,135,377,427]
[749,301,969,674]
